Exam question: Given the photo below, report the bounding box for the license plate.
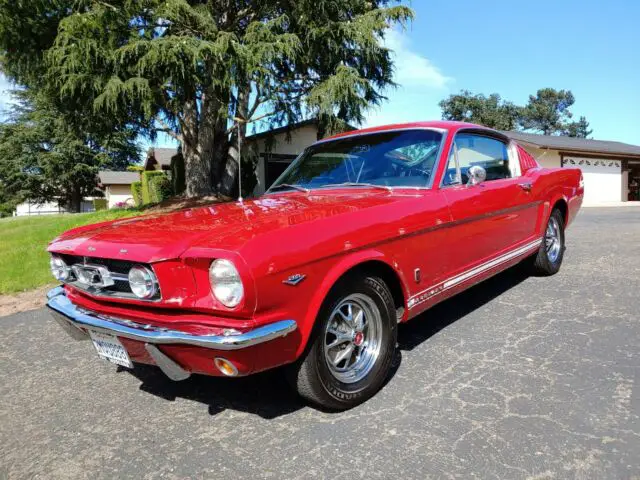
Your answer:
[88,330,133,369]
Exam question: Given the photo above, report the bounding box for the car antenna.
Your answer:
[235,118,243,203]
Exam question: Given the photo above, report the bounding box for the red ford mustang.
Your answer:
[47,121,584,410]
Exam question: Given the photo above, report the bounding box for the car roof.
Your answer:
[320,121,491,143]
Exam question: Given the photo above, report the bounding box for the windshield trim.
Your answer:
[265,127,449,194]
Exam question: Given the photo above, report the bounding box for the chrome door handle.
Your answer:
[518,182,532,192]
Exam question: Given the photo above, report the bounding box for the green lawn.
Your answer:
[0,210,142,294]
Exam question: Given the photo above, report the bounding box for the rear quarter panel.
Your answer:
[525,166,584,231]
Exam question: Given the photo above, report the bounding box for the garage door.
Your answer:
[264,153,298,189]
[563,156,622,204]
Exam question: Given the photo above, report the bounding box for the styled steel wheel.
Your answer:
[530,208,565,276]
[291,275,397,410]
[545,216,562,263]
[323,294,383,384]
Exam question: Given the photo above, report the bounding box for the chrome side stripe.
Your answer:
[407,239,542,309]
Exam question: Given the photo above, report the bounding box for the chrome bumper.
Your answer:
[46,286,298,350]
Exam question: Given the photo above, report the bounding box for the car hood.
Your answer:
[48,190,418,263]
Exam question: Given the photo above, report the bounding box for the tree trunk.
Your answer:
[182,96,214,198]
[183,144,212,197]
[67,187,82,213]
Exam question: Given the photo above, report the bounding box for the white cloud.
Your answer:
[361,30,452,128]
[383,29,452,88]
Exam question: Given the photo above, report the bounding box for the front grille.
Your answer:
[59,254,160,300]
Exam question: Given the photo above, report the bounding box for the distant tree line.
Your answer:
[439,88,592,137]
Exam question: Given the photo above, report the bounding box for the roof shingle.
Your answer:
[98,171,140,185]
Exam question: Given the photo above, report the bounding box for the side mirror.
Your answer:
[467,165,486,187]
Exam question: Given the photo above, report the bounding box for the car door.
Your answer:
[441,132,539,278]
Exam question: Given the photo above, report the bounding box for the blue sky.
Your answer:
[367,0,640,144]
[1,0,638,148]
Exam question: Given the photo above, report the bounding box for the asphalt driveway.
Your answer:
[1,208,639,479]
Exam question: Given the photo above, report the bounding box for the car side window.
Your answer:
[443,133,512,185]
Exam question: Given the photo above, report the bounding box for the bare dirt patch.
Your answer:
[0,284,56,318]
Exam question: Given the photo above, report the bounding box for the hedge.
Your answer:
[93,198,108,211]
[141,170,172,204]
[131,181,142,207]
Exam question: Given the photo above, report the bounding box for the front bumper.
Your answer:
[47,286,298,378]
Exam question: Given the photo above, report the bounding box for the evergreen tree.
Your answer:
[439,90,521,130]
[440,88,593,137]
[44,0,412,197]
[520,88,577,136]
[0,90,139,212]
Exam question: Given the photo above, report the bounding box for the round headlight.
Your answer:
[50,255,71,281]
[128,265,157,299]
[209,259,244,308]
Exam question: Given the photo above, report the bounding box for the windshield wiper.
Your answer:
[319,182,393,192]
[268,183,310,193]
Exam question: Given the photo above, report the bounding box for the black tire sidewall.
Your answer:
[311,276,397,406]
[538,209,566,273]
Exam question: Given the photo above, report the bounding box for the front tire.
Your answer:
[531,208,565,275]
[291,274,397,411]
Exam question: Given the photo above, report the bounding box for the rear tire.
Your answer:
[291,274,397,411]
[531,208,565,276]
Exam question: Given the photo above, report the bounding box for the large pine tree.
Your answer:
[44,1,413,197]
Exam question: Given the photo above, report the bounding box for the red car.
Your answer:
[47,121,583,410]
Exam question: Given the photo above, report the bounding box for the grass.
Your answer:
[0,209,142,294]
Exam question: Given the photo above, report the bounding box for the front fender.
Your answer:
[295,249,409,357]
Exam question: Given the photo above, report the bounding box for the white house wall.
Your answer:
[106,184,134,208]
[253,125,319,194]
[520,145,562,169]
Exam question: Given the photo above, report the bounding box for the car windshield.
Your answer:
[268,129,444,191]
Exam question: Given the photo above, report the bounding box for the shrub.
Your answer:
[142,170,172,204]
[93,198,108,211]
[149,174,173,203]
[131,181,142,206]
[170,152,185,195]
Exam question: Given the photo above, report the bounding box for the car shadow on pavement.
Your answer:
[123,264,530,417]
[123,364,306,419]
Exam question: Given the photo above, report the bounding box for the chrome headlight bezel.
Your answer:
[128,265,157,299]
[209,259,244,308]
[50,255,71,282]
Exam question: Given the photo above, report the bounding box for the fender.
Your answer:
[296,249,410,356]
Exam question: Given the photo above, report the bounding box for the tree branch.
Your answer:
[155,118,181,142]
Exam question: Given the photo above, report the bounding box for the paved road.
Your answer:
[1,208,639,479]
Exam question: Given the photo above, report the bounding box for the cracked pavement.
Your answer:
[1,207,639,479]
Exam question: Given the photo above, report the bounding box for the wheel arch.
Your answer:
[551,197,569,225]
[298,251,409,356]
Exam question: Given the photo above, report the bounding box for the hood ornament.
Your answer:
[283,274,306,286]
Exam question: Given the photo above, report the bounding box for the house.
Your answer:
[103,120,640,206]
[13,200,95,216]
[97,171,140,208]
[143,119,321,195]
[503,131,640,204]
[143,147,175,172]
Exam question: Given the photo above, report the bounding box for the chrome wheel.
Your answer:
[323,293,383,384]
[545,216,562,263]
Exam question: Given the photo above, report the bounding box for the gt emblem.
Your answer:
[283,274,306,286]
